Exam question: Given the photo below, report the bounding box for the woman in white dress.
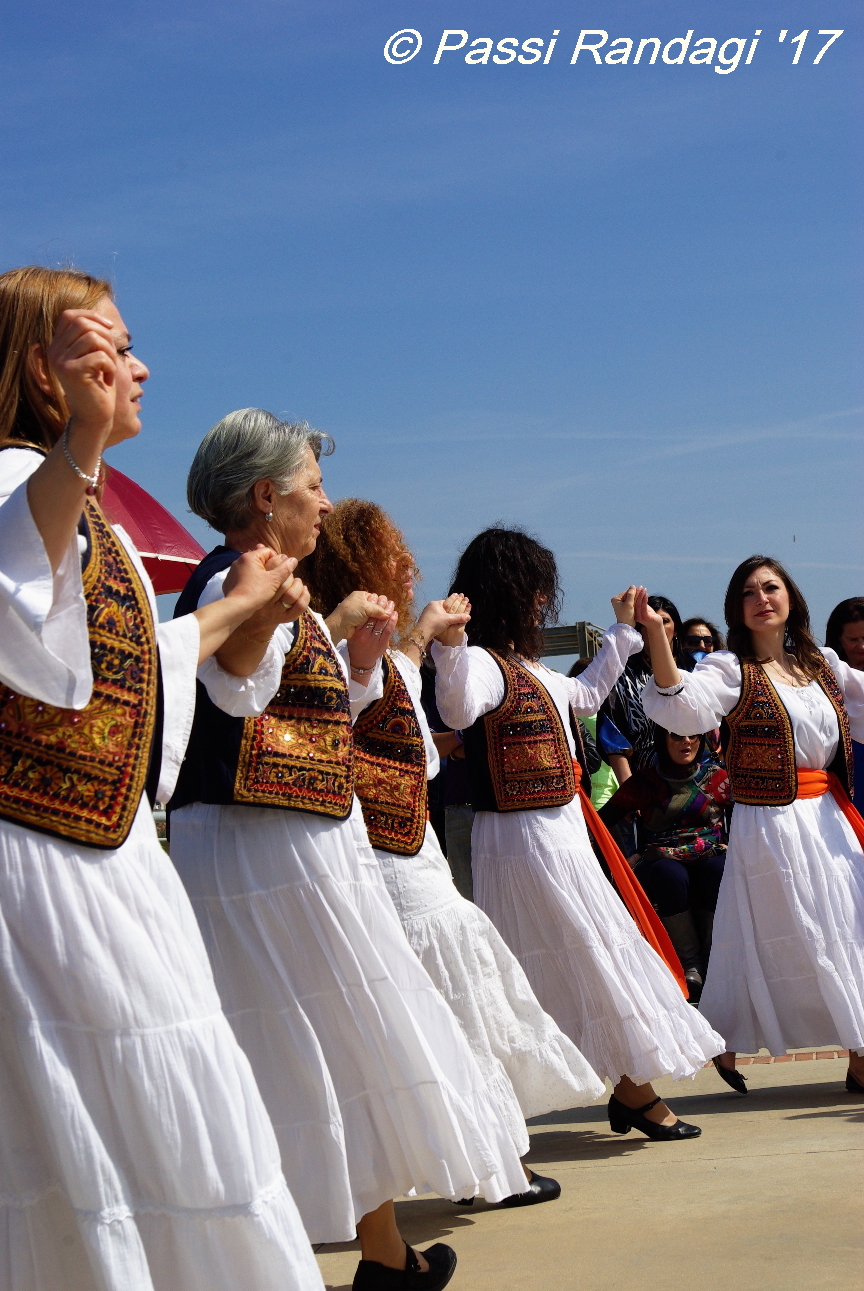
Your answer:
[0,267,326,1290]
[639,558,864,1094]
[301,499,606,1202]
[169,411,530,1291]
[432,527,725,1142]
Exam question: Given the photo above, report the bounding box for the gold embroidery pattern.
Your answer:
[725,658,853,805]
[353,655,428,855]
[234,611,354,818]
[0,501,157,847]
[484,652,576,812]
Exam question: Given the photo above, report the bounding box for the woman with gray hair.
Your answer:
[169,410,528,1291]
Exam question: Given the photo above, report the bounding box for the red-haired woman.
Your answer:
[641,559,864,1094]
[303,500,606,1205]
[0,268,326,1288]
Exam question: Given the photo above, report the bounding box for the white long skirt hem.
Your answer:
[0,803,322,1291]
[700,794,864,1056]
[472,797,725,1088]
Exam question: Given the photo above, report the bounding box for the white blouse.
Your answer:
[0,448,199,805]
[643,650,864,770]
[431,623,643,740]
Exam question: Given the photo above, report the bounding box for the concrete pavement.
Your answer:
[315,1056,863,1290]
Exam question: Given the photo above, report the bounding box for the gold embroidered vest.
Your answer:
[462,651,577,812]
[233,610,354,818]
[353,654,428,855]
[724,657,853,806]
[0,500,157,848]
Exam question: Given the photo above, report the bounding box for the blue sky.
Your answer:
[1,1,860,644]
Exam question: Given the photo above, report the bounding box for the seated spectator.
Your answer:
[681,617,725,666]
[825,597,864,810]
[599,727,730,1001]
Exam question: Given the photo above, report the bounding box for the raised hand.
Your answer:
[46,309,120,455]
[610,585,640,627]
[431,593,471,648]
[633,586,664,629]
[325,590,395,643]
[346,607,399,679]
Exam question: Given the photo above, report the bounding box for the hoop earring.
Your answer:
[265,510,274,523]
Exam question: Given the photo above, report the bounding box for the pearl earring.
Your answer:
[265,510,274,522]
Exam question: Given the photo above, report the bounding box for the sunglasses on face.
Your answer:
[668,733,697,742]
[685,635,713,647]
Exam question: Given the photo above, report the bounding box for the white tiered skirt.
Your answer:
[0,800,322,1291]
[471,797,725,1087]
[700,794,864,1055]
[169,799,527,1243]
[375,824,605,1151]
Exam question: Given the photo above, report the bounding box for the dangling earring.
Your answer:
[265,510,274,523]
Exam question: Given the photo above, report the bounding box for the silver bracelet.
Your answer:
[350,663,374,675]
[62,423,102,494]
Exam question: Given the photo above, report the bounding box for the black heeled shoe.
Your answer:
[608,1093,701,1140]
[712,1056,748,1095]
[499,1169,561,1208]
[352,1242,457,1291]
[846,1068,864,1093]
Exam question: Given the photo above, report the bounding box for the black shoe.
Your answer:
[846,1068,864,1093]
[352,1243,457,1291]
[607,1093,701,1140]
[685,969,703,1004]
[712,1056,748,1095]
[498,1170,561,1208]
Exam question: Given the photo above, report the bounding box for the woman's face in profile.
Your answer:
[839,620,864,670]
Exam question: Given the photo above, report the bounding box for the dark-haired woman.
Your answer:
[433,528,724,1141]
[681,618,725,667]
[597,594,691,789]
[641,560,864,1094]
[826,597,864,811]
[600,729,730,1000]
[0,269,327,1288]
[303,501,605,1198]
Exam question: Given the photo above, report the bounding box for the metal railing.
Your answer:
[540,621,605,660]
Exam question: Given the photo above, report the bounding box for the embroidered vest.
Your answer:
[169,548,354,821]
[723,658,853,806]
[0,500,157,848]
[462,651,577,813]
[353,654,428,855]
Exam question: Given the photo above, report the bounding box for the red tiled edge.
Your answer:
[705,1049,849,1066]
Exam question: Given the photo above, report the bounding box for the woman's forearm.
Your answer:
[608,754,632,784]
[645,624,681,689]
[194,600,274,670]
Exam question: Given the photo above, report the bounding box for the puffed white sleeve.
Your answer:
[390,650,439,779]
[194,568,287,717]
[821,647,864,744]
[430,641,506,729]
[0,449,92,707]
[563,623,644,716]
[643,651,743,735]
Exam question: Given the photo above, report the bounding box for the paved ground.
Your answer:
[315,1055,863,1290]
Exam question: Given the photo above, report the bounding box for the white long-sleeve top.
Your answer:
[194,566,381,722]
[0,447,199,805]
[431,623,643,746]
[643,650,864,771]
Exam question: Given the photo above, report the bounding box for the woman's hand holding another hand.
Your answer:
[347,606,399,680]
[326,591,394,643]
[610,585,641,627]
[425,593,471,649]
[47,309,120,457]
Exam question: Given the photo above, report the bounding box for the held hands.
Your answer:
[325,590,395,643]
[423,593,471,649]
[610,585,641,627]
[223,545,311,635]
[346,602,399,678]
[633,586,663,631]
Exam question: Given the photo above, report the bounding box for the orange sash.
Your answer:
[573,761,689,998]
[796,768,864,852]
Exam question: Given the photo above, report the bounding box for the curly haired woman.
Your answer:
[302,500,606,1207]
[431,527,725,1142]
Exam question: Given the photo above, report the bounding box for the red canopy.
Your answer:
[101,467,206,595]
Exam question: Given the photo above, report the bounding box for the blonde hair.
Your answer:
[0,265,112,450]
